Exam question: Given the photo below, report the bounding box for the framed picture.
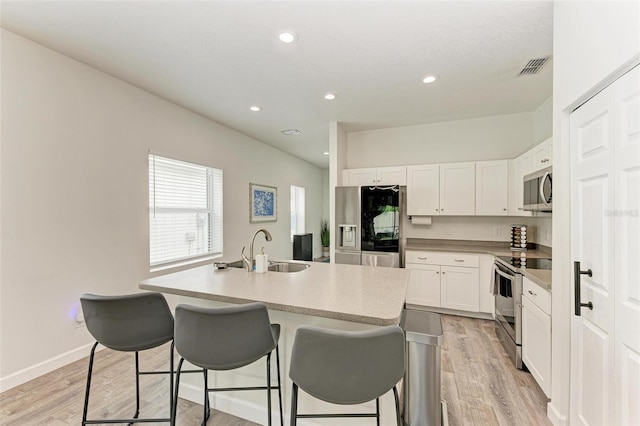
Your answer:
[250,183,277,223]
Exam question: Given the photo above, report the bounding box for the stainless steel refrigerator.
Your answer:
[334,186,402,267]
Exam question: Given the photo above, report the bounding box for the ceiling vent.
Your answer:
[281,129,302,136]
[518,57,550,76]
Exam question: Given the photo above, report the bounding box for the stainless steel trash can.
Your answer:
[401,309,444,426]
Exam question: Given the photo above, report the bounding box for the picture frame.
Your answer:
[249,183,277,223]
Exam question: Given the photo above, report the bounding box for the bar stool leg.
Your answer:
[129,351,141,426]
[290,383,299,426]
[169,342,174,424]
[375,397,380,426]
[81,342,99,425]
[172,357,184,426]
[203,368,209,425]
[276,346,284,426]
[393,386,402,426]
[267,353,272,426]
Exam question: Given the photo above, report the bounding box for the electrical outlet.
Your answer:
[75,311,85,329]
[494,227,502,237]
[444,226,452,236]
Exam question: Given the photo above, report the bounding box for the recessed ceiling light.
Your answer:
[324,93,337,100]
[250,105,261,112]
[281,129,302,136]
[422,75,438,84]
[279,32,297,44]
[323,152,330,155]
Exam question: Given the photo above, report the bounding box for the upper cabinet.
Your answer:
[475,160,508,216]
[531,138,553,172]
[343,166,406,186]
[439,162,476,215]
[406,164,440,215]
[406,162,475,216]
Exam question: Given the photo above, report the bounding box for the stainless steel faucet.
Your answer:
[241,228,272,271]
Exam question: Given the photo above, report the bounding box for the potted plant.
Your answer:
[320,220,330,258]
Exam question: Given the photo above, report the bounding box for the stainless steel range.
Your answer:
[493,256,551,369]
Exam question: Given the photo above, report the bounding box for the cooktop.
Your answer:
[496,256,552,271]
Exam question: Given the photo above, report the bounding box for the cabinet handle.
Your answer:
[435,209,439,211]
[436,271,440,274]
[528,290,537,296]
[574,261,594,316]
[518,208,524,211]
[503,208,507,211]
[442,272,445,275]
[454,259,464,262]
[417,257,427,260]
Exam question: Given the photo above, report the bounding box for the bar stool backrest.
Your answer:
[175,302,277,370]
[80,292,174,352]
[289,325,405,405]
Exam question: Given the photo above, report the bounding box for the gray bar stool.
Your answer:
[289,325,405,426]
[172,302,283,426]
[80,292,175,425]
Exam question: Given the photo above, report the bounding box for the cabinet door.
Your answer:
[475,160,508,215]
[440,265,479,312]
[440,162,475,215]
[406,165,440,215]
[532,138,553,171]
[405,264,441,307]
[522,295,551,397]
[347,168,378,186]
[377,166,407,185]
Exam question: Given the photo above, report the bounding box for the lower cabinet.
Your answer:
[406,251,480,313]
[522,276,551,397]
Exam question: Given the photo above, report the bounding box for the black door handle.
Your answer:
[574,261,594,316]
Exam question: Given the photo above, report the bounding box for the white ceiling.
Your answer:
[0,1,553,168]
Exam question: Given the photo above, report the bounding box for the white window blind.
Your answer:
[149,154,223,268]
[290,185,305,242]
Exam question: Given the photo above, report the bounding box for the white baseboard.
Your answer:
[0,342,102,393]
[547,401,568,426]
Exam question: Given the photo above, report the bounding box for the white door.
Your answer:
[439,162,475,215]
[348,168,378,186]
[406,164,440,215]
[377,166,407,185]
[570,65,640,426]
[405,264,441,307]
[440,265,479,312]
[475,160,508,215]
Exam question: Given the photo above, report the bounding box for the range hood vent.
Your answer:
[518,57,550,76]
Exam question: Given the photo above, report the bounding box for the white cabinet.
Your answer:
[440,265,480,311]
[406,165,440,215]
[522,276,551,397]
[475,160,508,216]
[439,162,475,215]
[405,263,441,307]
[405,251,480,313]
[344,166,406,186]
[531,137,553,172]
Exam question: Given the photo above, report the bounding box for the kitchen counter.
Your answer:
[140,260,410,326]
[405,238,552,259]
[523,268,552,291]
[141,261,409,425]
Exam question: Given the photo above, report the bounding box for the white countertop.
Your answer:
[140,261,410,326]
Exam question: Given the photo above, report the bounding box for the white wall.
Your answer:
[0,30,324,389]
[550,2,639,425]
[533,96,552,144]
[346,112,535,168]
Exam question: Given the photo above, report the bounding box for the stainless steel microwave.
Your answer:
[523,166,552,212]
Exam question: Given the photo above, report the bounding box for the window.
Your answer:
[149,154,223,269]
[290,185,305,242]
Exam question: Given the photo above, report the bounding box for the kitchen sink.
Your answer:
[222,260,310,273]
[267,262,310,273]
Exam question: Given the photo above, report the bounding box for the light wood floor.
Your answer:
[0,315,550,425]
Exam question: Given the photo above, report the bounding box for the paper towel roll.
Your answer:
[411,216,432,225]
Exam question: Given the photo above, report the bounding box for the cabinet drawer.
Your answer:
[439,253,479,268]
[405,251,444,265]
[523,277,551,315]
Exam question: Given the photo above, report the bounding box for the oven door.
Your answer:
[494,264,520,344]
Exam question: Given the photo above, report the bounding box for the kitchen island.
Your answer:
[140,261,410,425]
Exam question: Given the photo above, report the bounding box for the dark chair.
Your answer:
[172,302,283,426]
[289,325,405,425]
[80,292,175,425]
